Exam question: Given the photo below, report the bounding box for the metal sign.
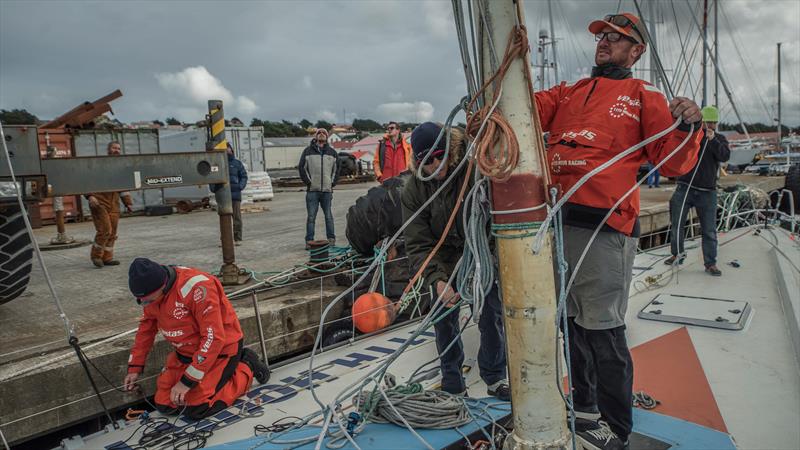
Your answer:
[145,175,184,186]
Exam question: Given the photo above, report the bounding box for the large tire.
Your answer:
[0,205,33,305]
[786,163,800,210]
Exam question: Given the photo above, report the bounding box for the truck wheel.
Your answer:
[0,205,33,305]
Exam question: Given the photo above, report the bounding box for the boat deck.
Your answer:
[71,225,800,450]
[0,174,789,446]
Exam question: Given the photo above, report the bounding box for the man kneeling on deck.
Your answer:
[122,257,270,419]
[402,122,510,400]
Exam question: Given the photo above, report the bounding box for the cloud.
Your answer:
[301,75,313,90]
[155,66,258,120]
[423,1,453,39]
[318,109,338,123]
[376,101,435,123]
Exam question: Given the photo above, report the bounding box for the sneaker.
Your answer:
[705,265,722,276]
[486,380,511,401]
[50,233,74,245]
[234,240,242,247]
[241,348,271,384]
[91,258,104,268]
[103,260,121,266]
[572,417,601,432]
[570,409,601,432]
[664,255,684,266]
[327,238,336,247]
[577,421,628,450]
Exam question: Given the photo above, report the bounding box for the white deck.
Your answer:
[625,227,800,449]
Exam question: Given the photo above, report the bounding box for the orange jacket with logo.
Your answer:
[535,77,702,235]
[374,134,412,182]
[127,267,243,388]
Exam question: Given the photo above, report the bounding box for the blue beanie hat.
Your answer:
[410,122,447,163]
[128,257,168,297]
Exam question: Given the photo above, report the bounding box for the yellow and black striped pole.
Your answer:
[206,100,247,285]
[207,100,228,151]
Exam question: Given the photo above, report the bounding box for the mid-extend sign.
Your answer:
[145,175,184,186]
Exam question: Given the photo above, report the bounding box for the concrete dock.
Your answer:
[0,174,787,445]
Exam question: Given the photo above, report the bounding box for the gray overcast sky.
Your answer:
[1,0,798,127]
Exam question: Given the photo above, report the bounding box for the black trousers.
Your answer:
[567,317,633,440]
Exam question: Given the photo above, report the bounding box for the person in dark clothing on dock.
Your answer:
[666,105,731,276]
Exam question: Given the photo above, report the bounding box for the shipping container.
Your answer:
[159,127,270,202]
[36,128,81,223]
[72,129,164,211]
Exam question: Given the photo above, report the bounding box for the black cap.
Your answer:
[128,257,168,298]
[410,122,447,163]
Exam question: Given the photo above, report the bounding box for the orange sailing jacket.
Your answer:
[535,76,702,235]
[374,134,412,182]
[127,267,243,388]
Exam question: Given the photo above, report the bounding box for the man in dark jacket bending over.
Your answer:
[401,122,509,400]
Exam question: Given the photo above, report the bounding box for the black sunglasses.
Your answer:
[595,31,639,44]
[603,14,644,43]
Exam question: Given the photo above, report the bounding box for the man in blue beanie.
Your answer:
[122,257,270,419]
[401,122,510,400]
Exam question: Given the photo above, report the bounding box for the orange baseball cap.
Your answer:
[589,13,646,44]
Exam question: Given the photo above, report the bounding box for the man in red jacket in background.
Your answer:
[122,258,270,419]
[373,121,412,183]
[534,13,702,449]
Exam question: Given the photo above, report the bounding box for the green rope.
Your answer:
[490,221,543,239]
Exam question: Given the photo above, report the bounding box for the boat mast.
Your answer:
[648,1,661,88]
[548,0,559,83]
[473,1,568,448]
[714,0,719,106]
[702,0,708,106]
[778,42,784,160]
[683,2,751,143]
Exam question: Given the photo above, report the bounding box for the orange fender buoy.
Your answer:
[352,292,396,333]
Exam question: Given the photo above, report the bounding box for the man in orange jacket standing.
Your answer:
[122,258,270,419]
[373,121,412,183]
[534,13,702,449]
[86,141,133,268]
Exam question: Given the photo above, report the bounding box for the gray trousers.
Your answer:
[561,225,636,330]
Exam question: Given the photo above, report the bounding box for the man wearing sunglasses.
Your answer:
[122,258,270,419]
[374,121,412,183]
[401,122,510,401]
[533,13,703,450]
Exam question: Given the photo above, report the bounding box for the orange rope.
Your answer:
[397,23,547,304]
[465,26,527,182]
[466,23,551,191]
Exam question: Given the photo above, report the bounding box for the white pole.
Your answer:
[474,1,568,448]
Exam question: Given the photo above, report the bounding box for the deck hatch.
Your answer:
[638,293,751,330]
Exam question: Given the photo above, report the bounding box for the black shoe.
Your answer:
[664,255,684,266]
[487,381,511,401]
[103,260,121,266]
[572,417,601,433]
[577,421,628,450]
[91,258,104,268]
[241,348,271,384]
